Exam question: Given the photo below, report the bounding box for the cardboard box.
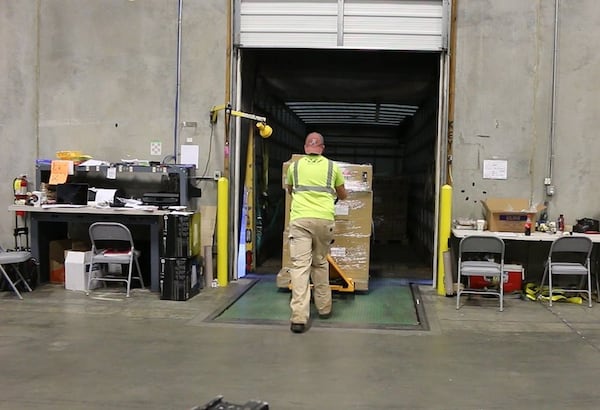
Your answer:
[71,240,90,251]
[482,198,545,232]
[279,233,371,288]
[329,235,371,283]
[337,162,373,192]
[65,250,101,291]
[335,191,373,220]
[49,239,72,284]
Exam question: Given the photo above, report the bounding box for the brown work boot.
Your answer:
[318,311,332,319]
[290,323,307,333]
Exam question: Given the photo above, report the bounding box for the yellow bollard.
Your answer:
[437,184,453,295]
[217,177,229,287]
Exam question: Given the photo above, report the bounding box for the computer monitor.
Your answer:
[56,183,89,205]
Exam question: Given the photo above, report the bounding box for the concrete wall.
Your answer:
[2,0,600,247]
[452,0,600,226]
[1,1,39,245]
[0,0,227,247]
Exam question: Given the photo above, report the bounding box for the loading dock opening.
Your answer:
[236,48,443,283]
[227,0,450,284]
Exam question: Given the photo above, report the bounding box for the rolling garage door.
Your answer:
[236,0,446,51]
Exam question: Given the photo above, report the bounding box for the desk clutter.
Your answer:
[4,160,205,300]
[31,160,200,209]
[43,210,204,301]
[456,197,600,238]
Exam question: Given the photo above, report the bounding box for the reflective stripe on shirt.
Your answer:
[291,158,336,196]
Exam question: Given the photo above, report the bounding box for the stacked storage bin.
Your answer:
[160,211,202,301]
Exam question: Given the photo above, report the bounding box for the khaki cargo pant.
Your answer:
[288,218,334,324]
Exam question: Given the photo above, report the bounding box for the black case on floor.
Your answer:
[159,257,201,301]
[160,212,200,257]
[192,395,269,410]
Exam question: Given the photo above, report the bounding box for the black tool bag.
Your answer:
[192,395,269,410]
[573,218,600,233]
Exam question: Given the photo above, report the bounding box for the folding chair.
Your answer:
[539,235,593,308]
[0,247,33,300]
[456,235,505,311]
[86,222,144,297]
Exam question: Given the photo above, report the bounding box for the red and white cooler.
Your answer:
[468,264,524,293]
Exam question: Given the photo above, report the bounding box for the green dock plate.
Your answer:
[207,275,428,331]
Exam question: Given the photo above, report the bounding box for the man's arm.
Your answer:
[335,184,347,201]
[285,161,297,196]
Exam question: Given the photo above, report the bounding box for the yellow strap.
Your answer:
[525,282,584,304]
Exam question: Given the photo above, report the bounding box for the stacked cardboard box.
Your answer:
[277,155,373,291]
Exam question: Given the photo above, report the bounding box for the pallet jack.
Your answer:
[326,254,355,292]
[286,254,355,293]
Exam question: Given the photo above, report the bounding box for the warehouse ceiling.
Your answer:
[249,49,440,149]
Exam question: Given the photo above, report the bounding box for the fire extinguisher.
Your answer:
[13,175,28,204]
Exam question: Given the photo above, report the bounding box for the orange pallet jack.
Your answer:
[287,254,355,293]
[327,255,355,292]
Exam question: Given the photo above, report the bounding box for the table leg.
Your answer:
[29,216,41,284]
[150,222,160,292]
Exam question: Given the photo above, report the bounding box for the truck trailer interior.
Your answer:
[238,48,441,285]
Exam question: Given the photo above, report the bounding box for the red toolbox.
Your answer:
[468,264,524,293]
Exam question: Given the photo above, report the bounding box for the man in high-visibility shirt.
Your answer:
[286,132,347,333]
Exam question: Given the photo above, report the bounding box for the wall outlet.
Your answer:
[213,170,221,180]
[182,121,197,127]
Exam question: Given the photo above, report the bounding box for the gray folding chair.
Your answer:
[539,235,593,308]
[0,247,33,300]
[86,222,144,297]
[456,235,505,311]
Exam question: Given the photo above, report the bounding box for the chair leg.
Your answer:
[134,257,145,289]
[125,263,133,298]
[587,271,592,308]
[548,270,553,307]
[456,272,461,310]
[594,272,600,302]
[499,277,504,312]
[0,265,24,300]
[86,263,97,295]
[13,266,33,292]
[538,265,548,301]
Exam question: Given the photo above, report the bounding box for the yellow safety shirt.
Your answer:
[286,155,345,222]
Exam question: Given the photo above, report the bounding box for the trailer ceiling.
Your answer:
[249,49,440,148]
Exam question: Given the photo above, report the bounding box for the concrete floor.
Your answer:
[2,280,600,409]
